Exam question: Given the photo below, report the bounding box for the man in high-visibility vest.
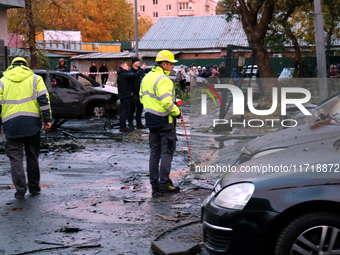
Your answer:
[0,57,52,199]
[140,50,182,194]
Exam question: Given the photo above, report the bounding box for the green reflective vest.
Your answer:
[0,66,50,123]
[140,66,180,126]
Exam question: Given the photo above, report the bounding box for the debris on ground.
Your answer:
[40,142,85,153]
[151,240,202,255]
[58,226,82,233]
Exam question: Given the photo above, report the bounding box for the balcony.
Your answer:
[178,9,194,16]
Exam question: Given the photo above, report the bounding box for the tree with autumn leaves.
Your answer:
[7,0,153,68]
[220,0,340,80]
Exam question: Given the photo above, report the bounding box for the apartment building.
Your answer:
[134,0,216,22]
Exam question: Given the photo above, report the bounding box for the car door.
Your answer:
[49,73,87,116]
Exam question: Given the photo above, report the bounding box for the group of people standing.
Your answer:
[197,62,227,78]
[89,62,109,84]
[178,62,227,89]
[117,57,147,132]
[0,50,182,199]
[117,50,182,194]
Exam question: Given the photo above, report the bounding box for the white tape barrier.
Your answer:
[81,72,117,75]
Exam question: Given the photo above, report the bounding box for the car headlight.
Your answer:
[215,183,255,210]
[202,179,221,208]
[252,148,286,159]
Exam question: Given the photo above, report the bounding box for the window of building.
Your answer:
[166,5,171,11]
[139,5,145,12]
[179,3,190,10]
[153,12,158,18]
[153,0,158,5]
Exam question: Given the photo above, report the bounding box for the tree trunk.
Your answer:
[286,29,305,77]
[237,0,276,80]
[24,0,38,68]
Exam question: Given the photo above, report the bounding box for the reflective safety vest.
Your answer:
[0,75,49,123]
[140,66,180,128]
[0,64,51,138]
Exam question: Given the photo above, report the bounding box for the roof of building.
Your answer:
[139,15,248,50]
[0,0,25,8]
[71,51,136,60]
[9,48,71,58]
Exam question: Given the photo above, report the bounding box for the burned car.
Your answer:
[295,91,340,125]
[33,70,119,127]
[202,136,340,255]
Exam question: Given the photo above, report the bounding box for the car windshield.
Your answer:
[70,72,102,87]
[315,93,340,119]
[279,68,295,79]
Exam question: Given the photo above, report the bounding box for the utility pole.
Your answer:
[314,0,328,101]
[134,0,139,58]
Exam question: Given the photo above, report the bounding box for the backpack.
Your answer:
[176,70,183,82]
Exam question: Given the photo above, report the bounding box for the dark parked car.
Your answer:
[238,119,340,164]
[33,70,119,127]
[202,136,340,255]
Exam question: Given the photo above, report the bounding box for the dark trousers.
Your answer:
[129,94,143,127]
[5,131,41,194]
[120,97,132,129]
[149,123,176,189]
[101,75,108,85]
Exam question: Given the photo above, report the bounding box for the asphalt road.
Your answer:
[0,117,249,255]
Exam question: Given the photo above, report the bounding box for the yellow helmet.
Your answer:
[155,50,178,63]
[11,57,28,67]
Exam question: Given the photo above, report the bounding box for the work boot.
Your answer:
[159,183,180,193]
[14,191,25,199]
[120,127,134,132]
[151,184,159,192]
[29,187,41,195]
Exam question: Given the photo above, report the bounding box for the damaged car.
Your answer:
[33,70,119,127]
[294,91,340,125]
[202,135,340,255]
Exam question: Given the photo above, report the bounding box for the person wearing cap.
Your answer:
[129,57,147,129]
[0,57,52,199]
[55,58,68,72]
[139,50,182,194]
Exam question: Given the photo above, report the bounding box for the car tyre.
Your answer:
[275,211,340,255]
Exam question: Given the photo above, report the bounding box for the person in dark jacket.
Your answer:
[117,62,144,132]
[219,62,226,78]
[89,62,97,81]
[99,62,109,84]
[128,57,147,129]
[55,58,68,72]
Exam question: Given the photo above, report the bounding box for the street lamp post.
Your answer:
[314,0,328,100]
[134,0,139,58]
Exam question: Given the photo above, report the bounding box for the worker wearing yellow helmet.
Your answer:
[140,50,182,194]
[0,57,52,199]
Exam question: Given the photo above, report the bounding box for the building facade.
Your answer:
[134,0,216,23]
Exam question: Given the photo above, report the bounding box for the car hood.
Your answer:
[245,122,340,155]
[92,85,118,95]
[221,136,340,189]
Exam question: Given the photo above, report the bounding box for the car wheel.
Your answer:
[94,106,105,117]
[275,212,340,255]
